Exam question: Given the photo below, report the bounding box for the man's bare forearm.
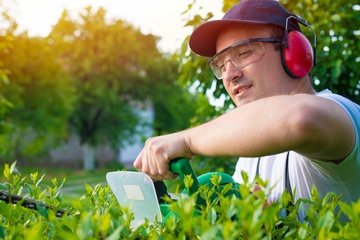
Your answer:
[184,94,354,161]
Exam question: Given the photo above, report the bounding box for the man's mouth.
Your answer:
[233,84,252,96]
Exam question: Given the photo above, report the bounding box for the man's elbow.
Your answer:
[288,102,328,151]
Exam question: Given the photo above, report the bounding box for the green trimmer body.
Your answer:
[159,158,241,221]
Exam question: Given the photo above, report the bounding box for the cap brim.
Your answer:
[189,19,272,58]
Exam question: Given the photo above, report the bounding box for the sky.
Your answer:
[5,0,223,53]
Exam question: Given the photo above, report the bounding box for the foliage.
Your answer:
[178,0,360,114]
[0,5,14,156]
[0,4,75,160]
[0,5,199,167]
[47,7,199,169]
[49,7,156,148]
[281,0,360,103]
[4,35,74,159]
[1,33,75,161]
[1,162,360,239]
[143,52,198,136]
[195,157,238,178]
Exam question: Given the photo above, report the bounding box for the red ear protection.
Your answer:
[280,16,316,78]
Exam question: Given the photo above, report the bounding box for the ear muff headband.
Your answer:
[281,15,317,78]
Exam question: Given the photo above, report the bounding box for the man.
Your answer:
[134,0,360,220]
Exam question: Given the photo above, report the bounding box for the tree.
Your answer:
[0,7,14,156]
[49,7,196,170]
[1,33,75,162]
[0,4,200,169]
[0,2,75,162]
[144,53,199,136]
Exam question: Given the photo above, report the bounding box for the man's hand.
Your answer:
[133,132,194,181]
[251,184,270,208]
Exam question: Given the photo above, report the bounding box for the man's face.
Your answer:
[215,24,290,107]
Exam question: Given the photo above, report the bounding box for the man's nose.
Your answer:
[222,60,243,82]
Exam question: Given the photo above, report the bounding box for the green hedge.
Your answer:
[1,162,359,239]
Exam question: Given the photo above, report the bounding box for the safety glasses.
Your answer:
[208,38,281,79]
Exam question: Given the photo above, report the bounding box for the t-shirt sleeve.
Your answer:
[314,93,360,181]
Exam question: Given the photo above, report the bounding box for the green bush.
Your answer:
[0,162,359,239]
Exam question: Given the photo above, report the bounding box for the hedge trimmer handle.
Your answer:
[169,158,241,203]
[169,158,200,196]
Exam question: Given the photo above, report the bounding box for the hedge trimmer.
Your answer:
[0,158,240,227]
[106,158,240,228]
[0,189,71,217]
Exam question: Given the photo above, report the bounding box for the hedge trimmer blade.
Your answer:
[106,171,163,229]
[0,189,72,217]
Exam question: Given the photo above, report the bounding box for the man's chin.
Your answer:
[234,98,251,107]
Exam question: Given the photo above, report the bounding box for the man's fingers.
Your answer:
[134,149,177,180]
[133,150,144,170]
[250,184,262,192]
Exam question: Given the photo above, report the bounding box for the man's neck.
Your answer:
[290,77,316,95]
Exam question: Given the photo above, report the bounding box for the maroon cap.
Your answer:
[189,0,301,57]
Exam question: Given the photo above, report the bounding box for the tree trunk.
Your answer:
[83,143,95,170]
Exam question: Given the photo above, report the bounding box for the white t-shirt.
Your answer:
[232,89,360,220]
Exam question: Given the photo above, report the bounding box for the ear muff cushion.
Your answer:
[281,31,314,78]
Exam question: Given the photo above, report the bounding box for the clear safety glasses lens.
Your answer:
[209,41,266,80]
